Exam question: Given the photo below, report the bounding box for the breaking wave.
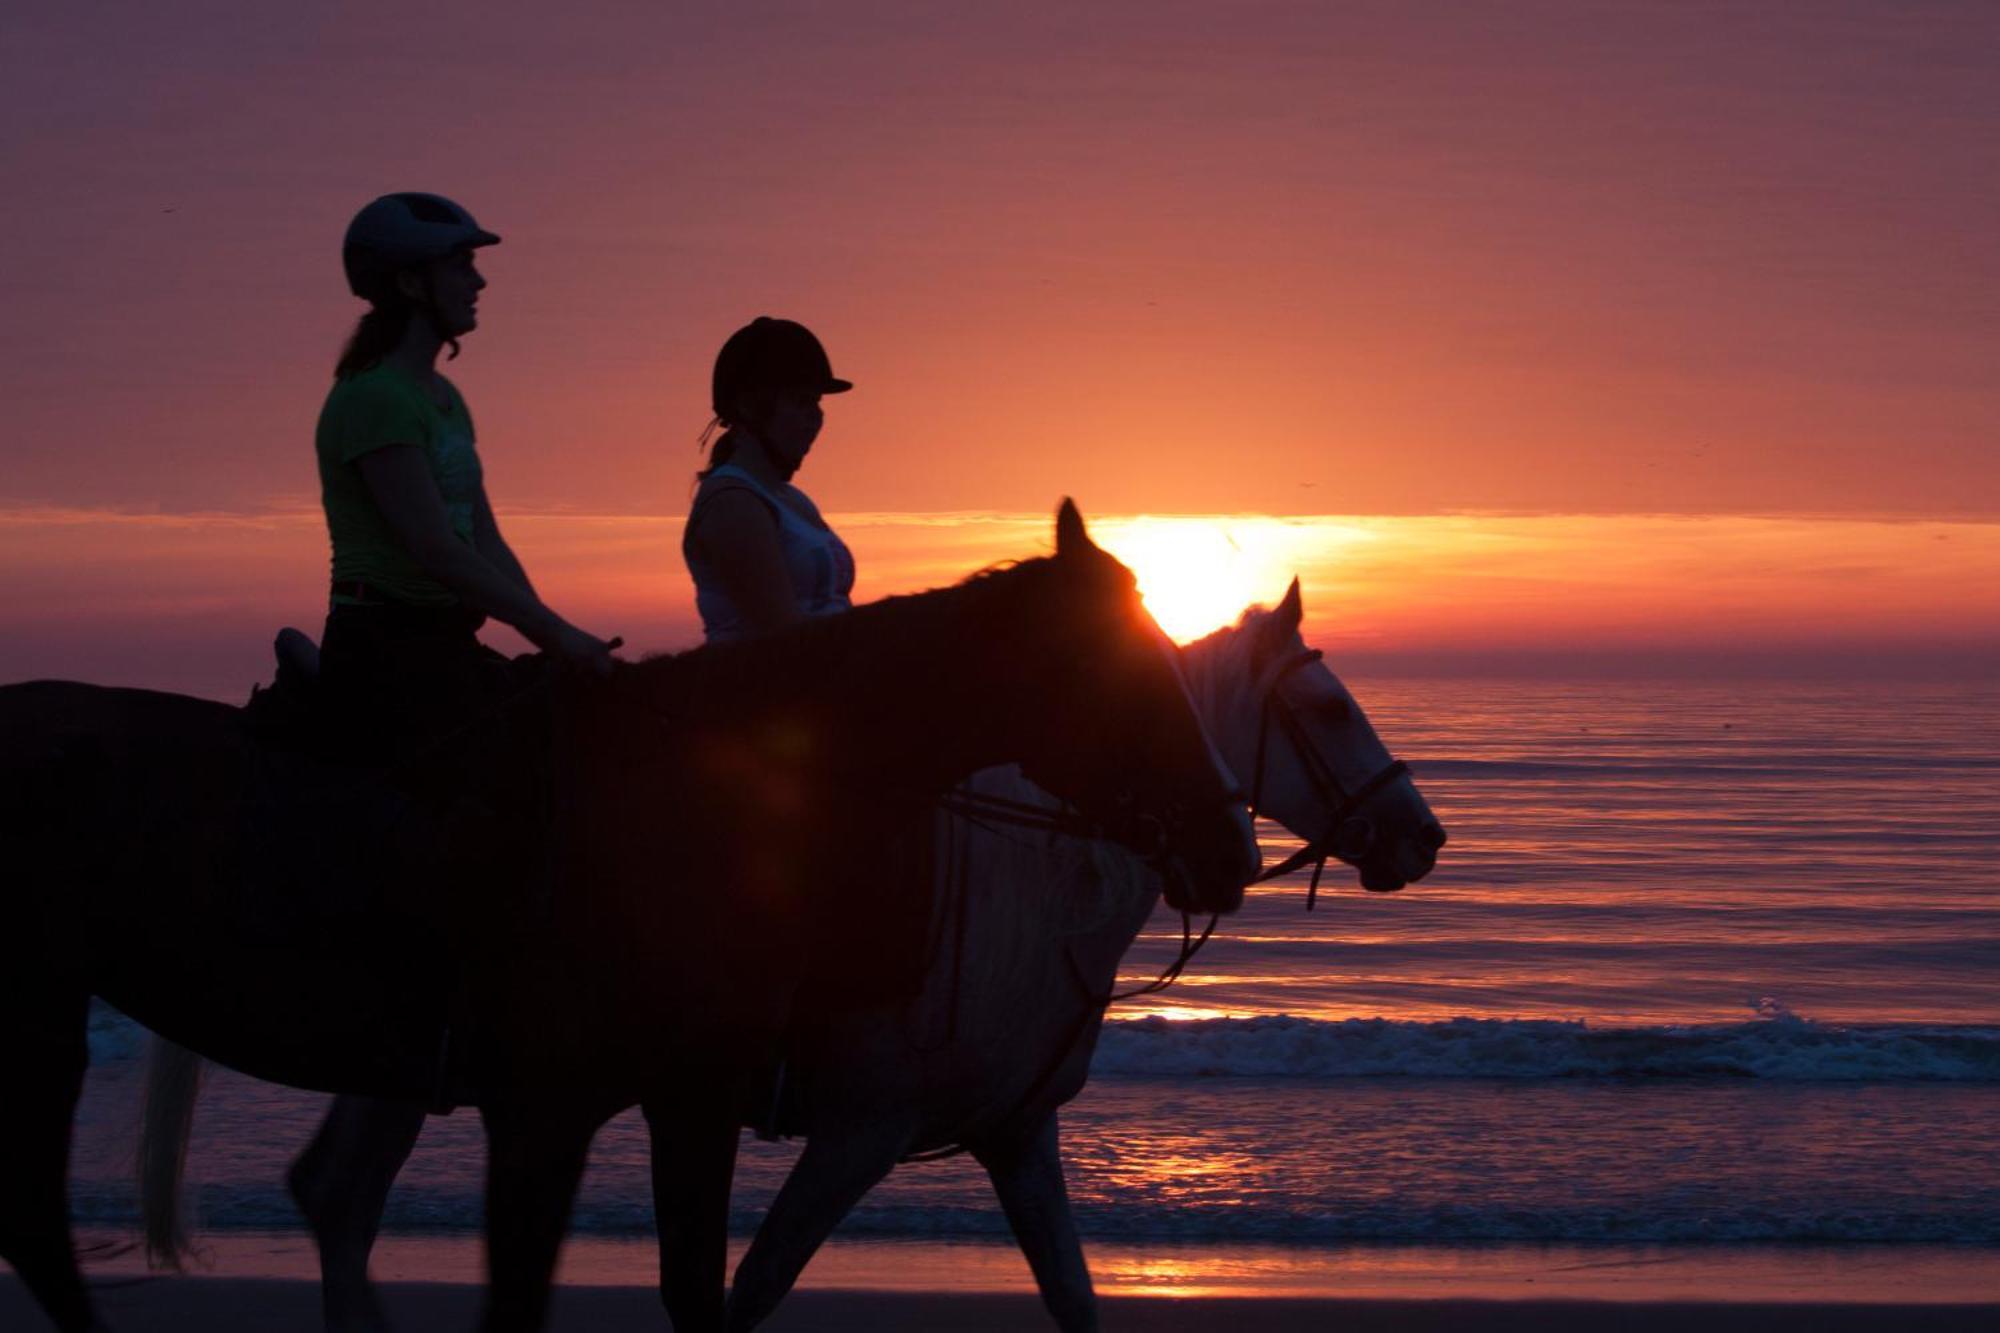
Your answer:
[1091,1010,2000,1082]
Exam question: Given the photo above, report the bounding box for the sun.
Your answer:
[1092,517,1298,643]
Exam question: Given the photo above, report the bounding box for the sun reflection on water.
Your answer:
[1130,1003,1234,1022]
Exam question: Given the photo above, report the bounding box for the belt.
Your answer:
[330,582,485,630]
[331,578,388,606]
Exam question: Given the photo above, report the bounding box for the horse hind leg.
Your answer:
[970,1113,1099,1333]
[724,1111,917,1332]
[0,985,106,1333]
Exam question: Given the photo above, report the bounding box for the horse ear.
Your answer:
[1249,577,1305,671]
[1274,577,1304,636]
[1055,498,1096,559]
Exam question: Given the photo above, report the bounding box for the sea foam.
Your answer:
[1091,1012,2000,1081]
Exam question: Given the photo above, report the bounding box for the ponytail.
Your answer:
[699,426,743,478]
[333,282,461,381]
[334,303,409,380]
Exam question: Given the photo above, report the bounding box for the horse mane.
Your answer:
[1186,601,1277,654]
[621,553,1084,719]
[1177,602,1270,721]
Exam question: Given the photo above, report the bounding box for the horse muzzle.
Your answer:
[1353,819,1447,893]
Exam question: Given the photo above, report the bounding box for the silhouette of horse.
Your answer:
[714,579,1444,1331]
[1,503,1256,1333]
[137,579,1438,1333]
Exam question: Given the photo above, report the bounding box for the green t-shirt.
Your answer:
[315,363,483,607]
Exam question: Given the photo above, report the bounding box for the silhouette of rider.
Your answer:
[681,318,936,1015]
[288,193,619,1326]
[682,316,855,639]
[315,192,617,756]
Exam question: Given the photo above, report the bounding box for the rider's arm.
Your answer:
[356,446,597,659]
[686,488,801,637]
[472,490,536,595]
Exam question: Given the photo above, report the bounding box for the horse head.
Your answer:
[1188,579,1446,894]
[1011,500,1258,915]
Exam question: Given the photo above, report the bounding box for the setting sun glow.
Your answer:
[1092,517,1371,644]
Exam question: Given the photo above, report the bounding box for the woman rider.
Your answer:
[650,318,873,1314]
[682,316,855,639]
[289,192,619,1329]
[317,191,617,731]
[680,319,930,1020]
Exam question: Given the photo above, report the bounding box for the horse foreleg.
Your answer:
[476,1099,598,1333]
[0,985,106,1333]
[286,1095,428,1333]
[642,1098,739,1332]
[723,1112,916,1332]
[970,1113,1098,1333]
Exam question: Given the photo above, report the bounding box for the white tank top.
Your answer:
[684,463,855,642]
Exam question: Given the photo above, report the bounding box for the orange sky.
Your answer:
[5,504,1994,700]
[3,3,1995,691]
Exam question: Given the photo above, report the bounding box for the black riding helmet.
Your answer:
[342,192,500,300]
[711,317,852,426]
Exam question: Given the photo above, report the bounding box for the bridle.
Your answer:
[1244,646,1411,908]
[903,640,1411,1163]
[941,644,1413,1006]
[942,642,1411,1017]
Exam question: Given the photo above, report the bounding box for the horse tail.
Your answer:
[138,1035,206,1269]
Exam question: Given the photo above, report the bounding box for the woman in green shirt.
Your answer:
[293,193,617,1325]
[314,192,616,746]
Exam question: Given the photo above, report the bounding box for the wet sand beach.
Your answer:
[4,1277,1998,1332]
[10,1232,1999,1331]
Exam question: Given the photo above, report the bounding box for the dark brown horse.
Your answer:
[0,503,1256,1333]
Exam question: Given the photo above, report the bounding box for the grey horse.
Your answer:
[711,578,1445,1330]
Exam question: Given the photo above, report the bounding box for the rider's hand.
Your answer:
[552,625,621,678]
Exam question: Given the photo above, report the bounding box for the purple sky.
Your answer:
[4,0,1996,518]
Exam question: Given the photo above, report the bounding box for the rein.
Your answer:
[936,786,1101,840]
[943,642,1416,1025]
[898,794,1216,1166]
[1093,643,1413,1007]
[940,738,1236,1017]
[936,785,1219,1003]
[907,638,1408,1163]
[1244,647,1410,908]
[1098,904,1216,1001]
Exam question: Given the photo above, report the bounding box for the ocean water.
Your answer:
[67,676,2000,1256]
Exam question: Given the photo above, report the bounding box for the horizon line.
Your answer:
[6,502,2000,528]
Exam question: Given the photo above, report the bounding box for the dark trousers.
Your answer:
[319,602,527,766]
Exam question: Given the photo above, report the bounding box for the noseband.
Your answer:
[1246,647,1410,906]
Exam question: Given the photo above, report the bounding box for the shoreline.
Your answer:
[52,1230,2000,1303]
[7,1277,2000,1332]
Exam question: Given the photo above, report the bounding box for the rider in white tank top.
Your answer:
[685,463,854,641]
[680,317,856,644]
[682,318,956,1023]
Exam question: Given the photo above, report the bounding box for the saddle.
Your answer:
[234,628,571,963]
[238,626,556,866]
[231,629,459,941]
[233,627,563,1109]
